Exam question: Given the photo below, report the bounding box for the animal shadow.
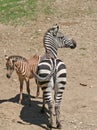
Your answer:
[0,93,49,129]
[0,93,35,105]
[19,100,49,129]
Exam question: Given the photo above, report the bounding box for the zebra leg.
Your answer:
[55,87,64,129]
[48,102,53,129]
[19,78,24,104]
[26,79,31,106]
[55,104,61,129]
[41,91,53,129]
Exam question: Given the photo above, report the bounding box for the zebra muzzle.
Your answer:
[70,39,77,49]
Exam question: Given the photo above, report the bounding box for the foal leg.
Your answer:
[26,79,31,106]
[19,78,24,104]
[35,80,40,97]
[36,85,40,97]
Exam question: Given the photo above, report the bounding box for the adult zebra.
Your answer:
[34,24,76,129]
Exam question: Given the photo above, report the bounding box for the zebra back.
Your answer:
[6,55,27,62]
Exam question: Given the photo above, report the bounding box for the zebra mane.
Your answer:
[43,24,60,59]
[8,55,27,62]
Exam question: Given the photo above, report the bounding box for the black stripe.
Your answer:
[60,87,65,89]
[41,86,48,90]
[40,60,51,64]
[39,65,50,70]
[44,91,50,94]
[44,97,50,101]
[59,81,66,85]
[59,73,66,77]
[56,59,62,63]
[58,64,66,71]
[57,92,63,94]
[39,81,49,85]
[39,73,48,77]
[44,95,50,99]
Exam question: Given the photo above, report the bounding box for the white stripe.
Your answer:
[39,69,51,74]
[39,62,51,68]
[57,69,66,77]
[57,78,66,82]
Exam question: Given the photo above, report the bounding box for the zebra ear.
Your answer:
[53,24,59,36]
[12,59,17,62]
[5,55,9,60]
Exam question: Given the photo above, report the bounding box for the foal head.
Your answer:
[5,55,16,78]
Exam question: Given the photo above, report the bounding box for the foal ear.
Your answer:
[5,55,9,60]
[12,59,17,62]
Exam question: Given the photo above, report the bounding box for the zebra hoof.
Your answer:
[57,123,62,129]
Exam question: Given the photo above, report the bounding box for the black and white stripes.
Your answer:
[35,24,76,129]
[36,56,66,129]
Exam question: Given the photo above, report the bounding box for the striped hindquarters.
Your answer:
[36,58,66,104]
[36,58,55,103]
[55,58,66,104]
[37,58,53,86]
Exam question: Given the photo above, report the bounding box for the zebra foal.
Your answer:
[5,54,40,105]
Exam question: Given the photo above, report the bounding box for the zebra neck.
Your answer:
[44,43,58,59]
[45,51,57,59]
[44,32,58,59]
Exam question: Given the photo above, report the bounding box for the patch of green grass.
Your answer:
[0,0,56,24]
[44,5,54,15]
[40,0,55,15]
[0,0,38,24]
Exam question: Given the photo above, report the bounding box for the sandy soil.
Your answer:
[0,0,97,130]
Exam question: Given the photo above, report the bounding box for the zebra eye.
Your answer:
[61,36,64,39]
[59,36,64,40]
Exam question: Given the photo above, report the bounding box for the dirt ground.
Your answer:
[0,1,97,130]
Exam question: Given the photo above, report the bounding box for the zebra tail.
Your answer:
[32,68,55,81]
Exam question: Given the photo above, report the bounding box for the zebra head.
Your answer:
[56,32,76,49]
[5,55,16,78]
[44,24,76,58]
